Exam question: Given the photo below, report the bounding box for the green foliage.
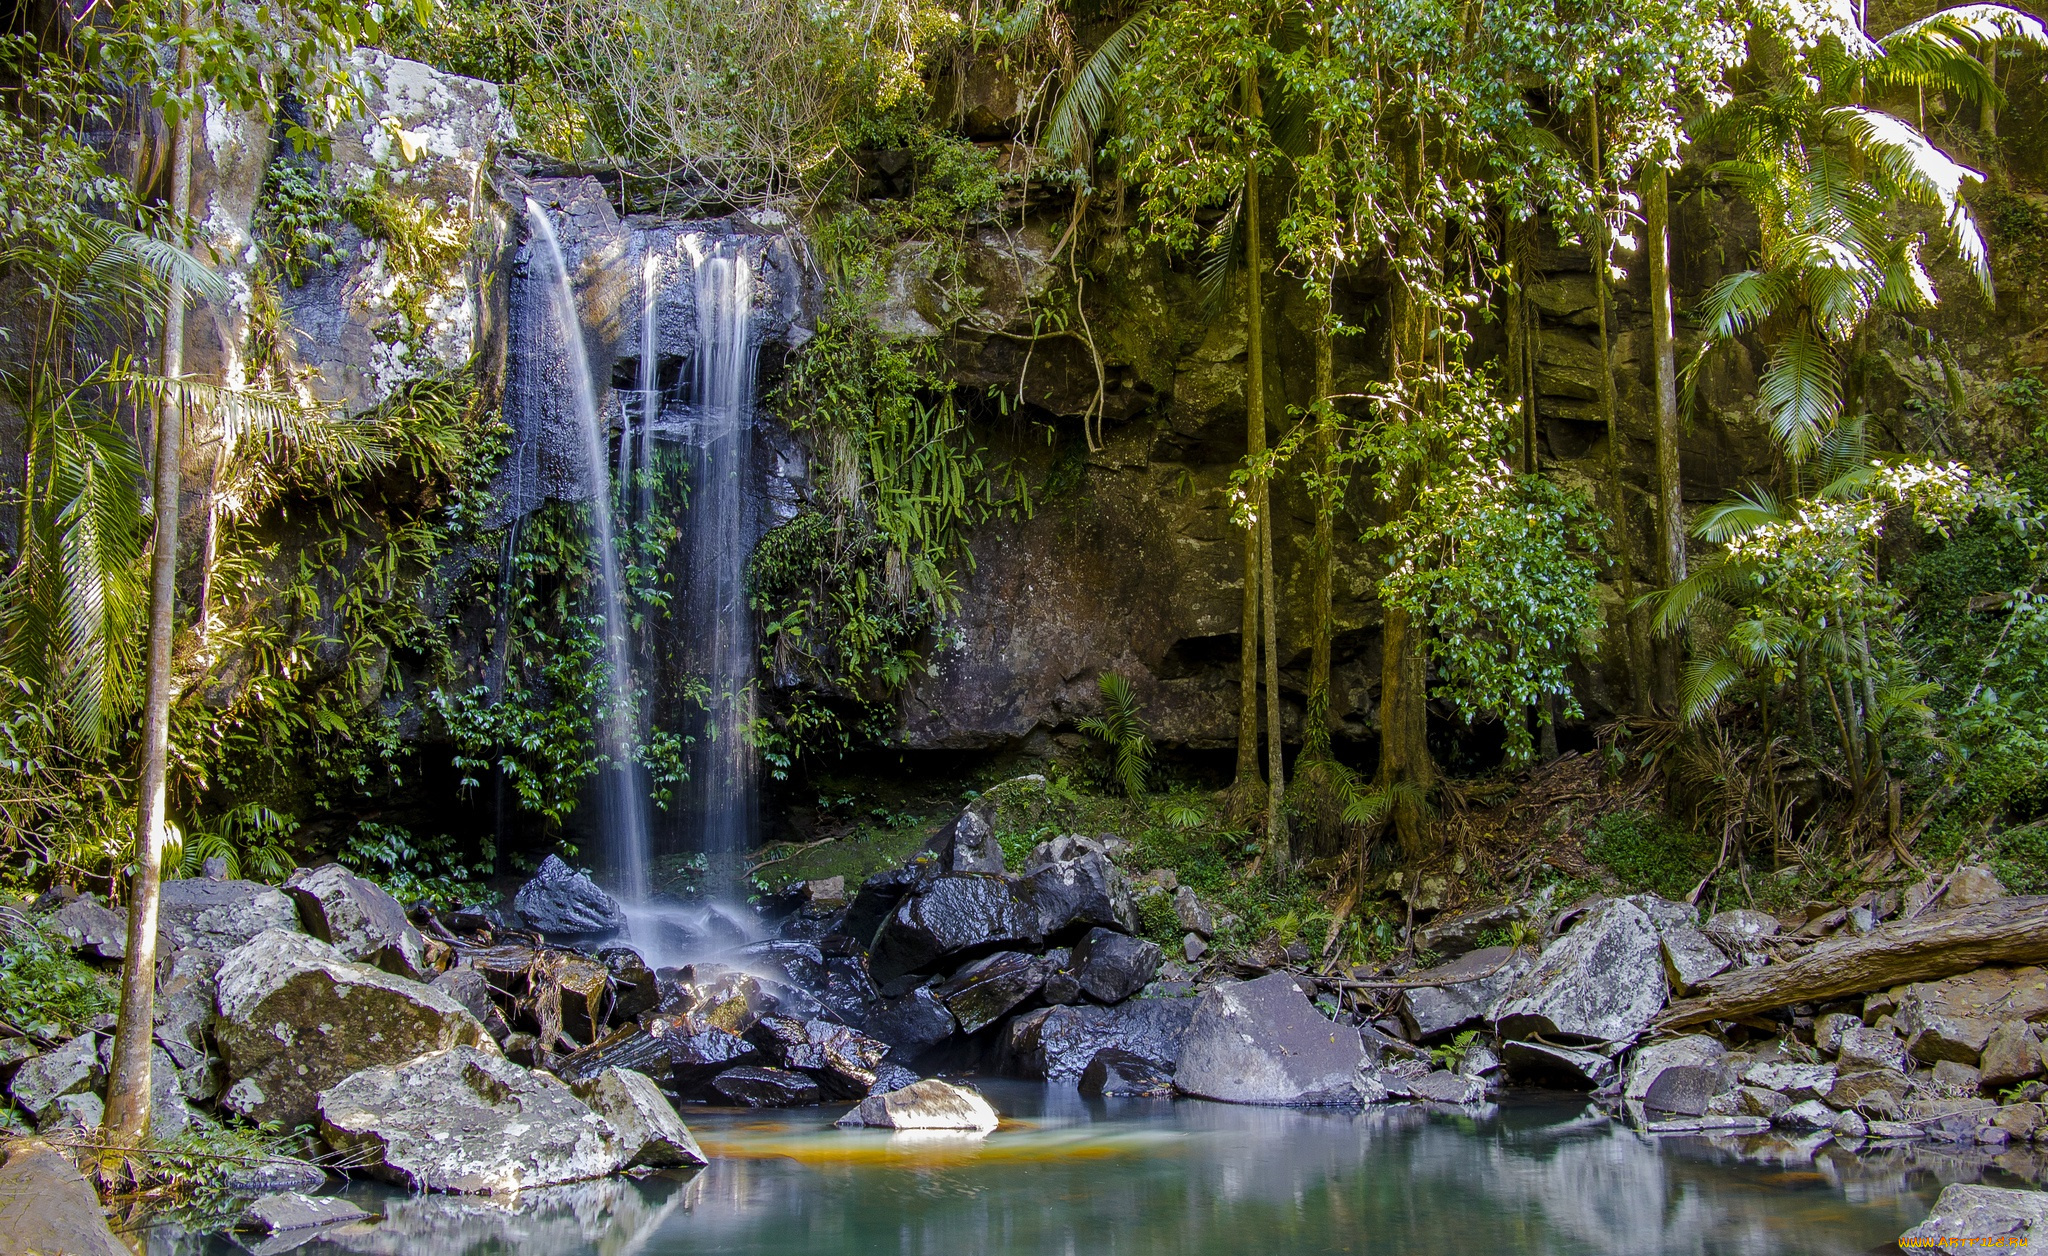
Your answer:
[175,804,298,883]
[1430,1029,1483,1071]
[339,821,491,905]
[1584,808,1715,900]
[256,159,338,287]
[1078,673,1152,797]
[1134,887,1183,950]
[0,917,116,1040]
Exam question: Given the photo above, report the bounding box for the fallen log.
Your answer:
[1658,896,2048,1029]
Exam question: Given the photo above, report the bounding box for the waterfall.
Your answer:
[684,237,759,893]
[637,245,659,524]
[523,198,650,899]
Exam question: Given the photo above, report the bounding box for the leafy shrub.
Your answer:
[1583,808,1715,901]
[0,918,115,1039]
[1134,889,1181,950]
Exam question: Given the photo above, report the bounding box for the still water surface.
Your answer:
[161,1083,1950,1255]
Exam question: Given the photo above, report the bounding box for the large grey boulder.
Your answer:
[1397,945,1533,1041]
[0,1139,127,1256]
[7,1033,100,1120]
[570,1067,707,1166]
[749,1017,891,1096]
[1623,1034,1726,1103]
[1173,973,1367,1105]
[1003,999,1195,1082]
[1899,1184,2048,1250]
[932,951,1044,1033]
[153,947,222,1092]
[512,855,626,938]
[1626,896,1730,991]
[158,877,298,952]
[215,928,490,1128]
[320,1046,628,1193]
[835,1079,998,1130]
[867,874,1039,983]
[45,895,127,960]
[1895,966,2048,1065]
[1494,899,1668,1043]
[285,864,429,979]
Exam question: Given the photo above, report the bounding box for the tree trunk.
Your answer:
[1228,64,1267,827]
[1644,164,1685,714]
[1376,119,1434,861]
[105,64,194,1142]
[1589,95,1647,716]
[1661,896,2048,1028]
[1246,67,1286,863]
[1304,318,1336,763]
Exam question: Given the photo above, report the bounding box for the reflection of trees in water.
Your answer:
[148,1100,1944,1256]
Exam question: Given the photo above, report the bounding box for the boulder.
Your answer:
[835,1079,998,1130]
[751,1017,890,1095]
[286,864,429,979]
[867,874,1038,984]
[1931,1059,1984,1096]
[45,896,127,960]
[153,948,222,1090]
[513,855,626,938]
[158,877,298,952]
[571,1067,707,1166]
[1493,899,1668,1043]
[732,940,829,995]
[821,956,880,1026]
[1500,1040,1616,1087]
[7,1033,100,1119]
[1069,928,1162,1005]
[927,805,1006,875]
[1837,1024,1910,1073]
[1641,1065,1723,1117]
[1776,1098,1838,1129]
[1415,898,1542,959]
[1943,865,2011,909]
[555,1025,673,1085]
[430,967,510,1042]
[664,1026,762,1089]
[1814,1011,1861,1057]
[1980,1021,2046,1088]
[1741,1062,1837,1102]
[1003,1000,1196,1082]
[1183,934,1208,963]
[864,984,960,1057]
[1173,973,1367,1106]
[0,1139,127,1256]
[1624,1034,1726,1103]
[870,1063,920,1094]
[38,1091,103,1132]
[1396,945,1534,1041]
[1896,966,2048,1065]
[243,1192,373,1233]
[215,928,490,1128]
[1899,1184,2048,1250]
[319,1046,628,1193]
[1079,1048,1175,1097]
[1704,908,1779,965]
[1019,850,1138,941]
[1737,1085,1793,1119]
[710,1065,821,1107]
[1173,887,1214,939]
[1403,1070,1487,1104]
[840,860,941,952]
[933,951,1044,1033]
[1827,1068,1914,1116]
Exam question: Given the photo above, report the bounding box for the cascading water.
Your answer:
[636,245,659,524]
[523,198,650,900]
[681,236,760,896]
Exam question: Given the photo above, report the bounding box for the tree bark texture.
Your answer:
[1644,164,1685,714]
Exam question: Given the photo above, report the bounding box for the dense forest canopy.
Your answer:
[1,0,2046,1004]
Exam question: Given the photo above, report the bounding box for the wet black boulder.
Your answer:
[511,856,626,938]
[1080,1047,1175,1097]
[933,951,1045,1034]
[864,984,960,1058]
[1070,928,1162,1005]
[867,874,1039,984]
[710,1065,821,1107]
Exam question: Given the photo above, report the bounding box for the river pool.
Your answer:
[153,1083,1982,1255]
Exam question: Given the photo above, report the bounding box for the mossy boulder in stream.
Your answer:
[216,928,490,1127]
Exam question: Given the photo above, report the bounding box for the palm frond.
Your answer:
[1643,556,1760,636]
[1042,17,1148,170]
[74,215,231,307]
[1697,269,1789,341]
[1757,325,1842,462]
[1199,200,1243,315]
[1828,106,1990,298]
[1679,655,1745,724]
[1694,486,1786,542]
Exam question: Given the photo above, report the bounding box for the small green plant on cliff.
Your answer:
[1078,672,1152,797]
[256,158,339,286]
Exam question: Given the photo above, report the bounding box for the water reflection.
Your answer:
[154,1085,1976,1256]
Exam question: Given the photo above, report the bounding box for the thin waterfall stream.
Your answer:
[524,197,650,901]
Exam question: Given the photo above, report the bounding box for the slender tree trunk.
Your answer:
[1246,66,1286,863]
[106,56,195,1141]
[1228,64,1266,826]
[1589,95,1647,716]
[1305,316,1336,763]
[1644,164,1685,714]
[1376,119,1434,861]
